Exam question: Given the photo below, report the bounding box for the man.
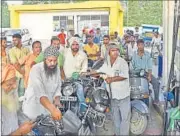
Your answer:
[132,39,160,103]
[151,31,162,51]
[1,64,35,135]
[86,44,130,135]
[14,41,42,88]
[9,34,30,97]
[134,26,140,41]
[63,37,88,112]
[22,46,62,120]
[57,28,66,47]
[127,35,138,59]
[33,37,65,79]
[84,30,99,44]
[114,31,121,43]
[67,30,75,47]
[95,28,102,44]
[100,35,110,60]
[83,35,100,67]
[1,37,9,67]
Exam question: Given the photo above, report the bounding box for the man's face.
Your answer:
[52,40,60,50]
[90,32,94,37]
[87,37,93,44]
[33,43,42,55]
[12,37,21,47]
[103,37,110,45]
[154,33,158,38]
[44,56,58,77]
[96,30,100,34]
[2,77,17,93]
[114,32,118,37]
[135,28,139,32]
[109,48,119,59]
[137,42,144,51]
[61,29,64,33]
[71,41,79,52]
[1,39,7,48]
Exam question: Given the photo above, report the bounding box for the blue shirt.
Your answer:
[132,51,152,72]
[84,37,100,44]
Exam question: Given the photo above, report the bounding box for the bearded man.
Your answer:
[1,64,35,135]
[22,46,62,120]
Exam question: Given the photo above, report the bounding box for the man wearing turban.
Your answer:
[1,64,35,135]
[22,46,62,120]
[63,36,88,112]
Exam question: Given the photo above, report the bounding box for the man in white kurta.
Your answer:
[22,46,62,120]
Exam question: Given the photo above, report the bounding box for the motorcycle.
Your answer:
[129,69,150,135]
[60,77,82,115]
[80,72,110,135]
[27,110,92,136]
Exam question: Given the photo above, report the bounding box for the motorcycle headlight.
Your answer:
[63,85,74,96]
[140,70,145,77]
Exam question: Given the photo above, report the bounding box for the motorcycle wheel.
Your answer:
[130,108,148,135]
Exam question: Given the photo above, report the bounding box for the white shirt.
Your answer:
[63,48,88,78]
[98,56,130,100]
[100,44,108,59]
[151,36,161,45]
[22,62,62,120]
[127,43,138,58]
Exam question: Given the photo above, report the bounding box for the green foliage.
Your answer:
[123,0,163,26]
[22,0,89,4]
[1,1,10,28]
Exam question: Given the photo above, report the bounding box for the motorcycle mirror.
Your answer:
[91,59,104,70]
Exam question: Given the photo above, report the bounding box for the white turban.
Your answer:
[69,37,81,47]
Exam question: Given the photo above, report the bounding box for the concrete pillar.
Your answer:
[109,7,118,35]
[10,10,19,28]
[162,1,175,87]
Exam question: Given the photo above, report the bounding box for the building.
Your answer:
[9,1,123,40]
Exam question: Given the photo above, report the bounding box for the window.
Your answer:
[53,15,74,32]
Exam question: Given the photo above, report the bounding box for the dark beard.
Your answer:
[44,62,57,79]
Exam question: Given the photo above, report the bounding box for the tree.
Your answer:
[123,0,163,26]
[1,1,10,28]
[23,0,89,5]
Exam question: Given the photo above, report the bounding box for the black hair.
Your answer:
[114,31,118,34]
[103,35,110,39]
[137,39,144,45]
[51,36,60,44]
[12,33,22,39]
[96,28,100,30]
[1,37,7,41]
[32,41,41,48]
[74,34,80,38]
[86,35,92,39]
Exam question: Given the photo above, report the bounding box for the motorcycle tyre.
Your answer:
[130,108,148,135]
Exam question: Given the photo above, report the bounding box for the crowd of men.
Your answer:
[1,27,162,135]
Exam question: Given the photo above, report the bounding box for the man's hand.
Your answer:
[17,121,35,135]
[147,74,152,82]
[51,108,62,120]
[105,77,113,84]
[88,54,94,57]
[53,97,62,108]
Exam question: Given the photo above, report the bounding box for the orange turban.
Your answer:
[1,64,16,83]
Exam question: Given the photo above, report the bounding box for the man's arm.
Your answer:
[80,55,88,73]
[9,49,17,64]
[34,52,44,64]
[60,67,66,80]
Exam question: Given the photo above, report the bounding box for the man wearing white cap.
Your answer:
[63,37,88,112]
[86,43,130,135]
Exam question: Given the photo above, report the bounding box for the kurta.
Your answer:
[22,62,62,120]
